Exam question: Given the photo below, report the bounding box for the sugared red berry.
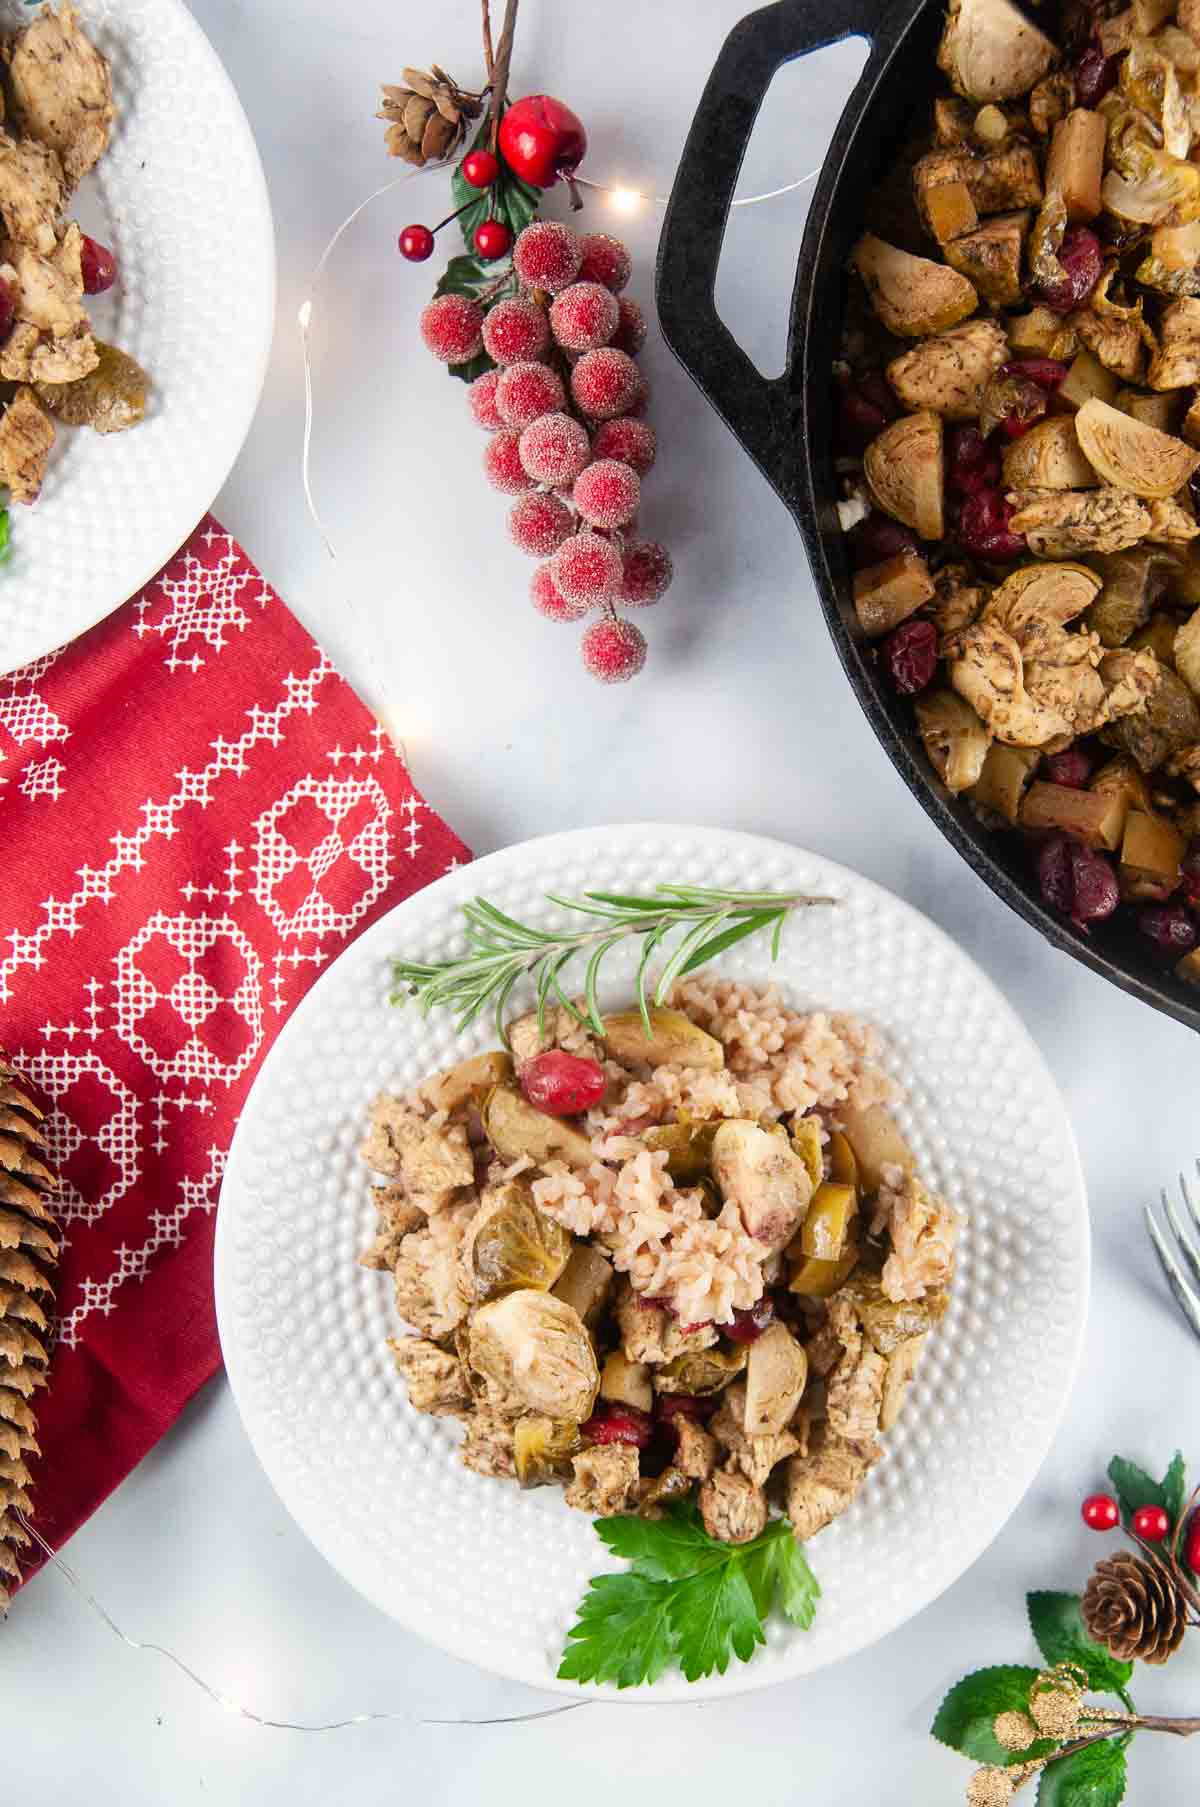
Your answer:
[483,429,534,494]
[519,411,591,484]
[531,562,590,621]
[474,218,512,261]
[1082,1492,1120,1531]
[1132,1504,1171,1543]
[1038,226,1103,316]
[398,222,434,262]
[1002,357,1068,392]
[574,458,640,529]
[1044,745,1093,789]
[520,1049,608,1113]
[549,280,619,352]
[577,232,632,294]
[1137,900,1198,960]
[725,1298,775,1343]
[482,295,549,364]
[571,347,642,419]
[468,368,503,430]
[81,234,117,294]
[850,512,919,568]
[509,490,574,557]
[581,615,647,682]
[420,293,485,364]
[495,359,565,430]
[620,539,673,606]
[947,424,1002,496]
[462,148,500,188]
[883,619,938,695]
[612,296,647,355]
[1074,38,1120,108]
[958,487,1026,560]
[591,417,656,475]
[552,530,623,602]
[1037,834,1119,928]
[513,219,582,293]
[581,1402,653,1448]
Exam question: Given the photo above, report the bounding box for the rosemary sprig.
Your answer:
[390,882,837,1043]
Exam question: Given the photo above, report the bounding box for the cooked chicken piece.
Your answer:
[821,1297,886,1442]
[879,1333,927,1432]
[673,1415,718,1482]
[614,1278,717,1364]
[930,562,988,648]
[698,1461,768,1545]
[880,1172,961,1303]
[1096,647,1161,720]
[0,317,94,384]
[3,239,89,338]
[468,1289,599,1422]
[886,318,1009,421]
[1148,496,1200,543]
[388,1335,471,1417]
[459,1406,516,1479]
[1148,298,1200,391]
[805,1312,847,1380]
[358,1183,426,1269]
[1029,71,1074,135]
[849,233,978,338]
[507,1003,600,1068]
[0,385,53,503]
[423,1050,514,1114]
[785,1423,881,1541]
[945,210,1029,307]
[564,1443,639,1517]
[0,132,63,255]
[1182,394,1200,447]
[1072,306,1146,383]
[1008,487,1153,556]
[393,1209,473,1341]
[937,0,1058,100]
[914,144,1042,224]
[709,1382,800,1487]
[711,1120,814,1251]
[934,96,974,144]
[951,619,1082,744]
[6,4,114,191]
[360,1096,473,1207]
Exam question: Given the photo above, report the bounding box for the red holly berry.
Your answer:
[1184,1511,1200,1575]
[467,368,504,430]
[549,281,619,353]
[574,458,640,529]
[581,615,647,682]
[499,94,588,189]
[571,347,642,420]
[577,231,632,294]
[481,294,549,365]
[1081,1492,1120,1531]
[483,430,533,495]
[620,539,672,606]
[591,417,656,476]
[81,233,117,294]
[519,411,591,485]
[420,292,485,364]
[530,562,590,621]
[509,490,574,557]
[1132,1504,1171,1543]
[520,1049,607,1113]
[553,532,623,605]
[398,223,434,262]
[495,359,565,431]
[611,296,646,355]
[462,148,500,188]
[474,218,512,261]
[512,220,582,293]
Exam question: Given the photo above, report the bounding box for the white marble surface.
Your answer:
[7,1,1200,1800]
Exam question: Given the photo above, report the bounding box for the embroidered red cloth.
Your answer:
[1,516,469,1586]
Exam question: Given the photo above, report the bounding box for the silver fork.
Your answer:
[1145,1164,1200,1341]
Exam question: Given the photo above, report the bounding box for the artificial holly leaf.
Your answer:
[1161,1451,1187,1528]
[595,1502,728,1582]
[557,1569,676,1689]
[433,253,491,300]
[932,1667,1060,1767]
[1036,1737,1127,1807]
[1106,1452,1185,1530]
[447,349,495,385]
[774,1533,821,1629]
[1027,1592,1133,1695]
[452,121,542,249]
[667,1560,764,1681]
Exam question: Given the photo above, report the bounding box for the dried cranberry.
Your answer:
[581,1402,654,1449]
[655,1392,717,1425]
[1137,901,1198,961]
[1043,745,1093,789]
[958,488,1026,561]
[80,234,118,295]
[1073,38,1120,108]
[883,618,938,695]
[1038,226,1103,316]
[850,511,919,568]
[946,425,1002,496]
[724,1297,775,1343]
[1036,832,1119,928]
[1037,833,1076,916]
[0,276,13,341]
[836,374,899,454]
[520,1050,607,1115]
[1001,358,1069,393]
[1179,837,1200,907]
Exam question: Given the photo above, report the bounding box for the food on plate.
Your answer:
[361,981,960,1544]
[838,0,1200,973]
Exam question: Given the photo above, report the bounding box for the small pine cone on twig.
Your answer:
[377,65,483,165]
[0,1051,59,1612]
[1081,1550,1187,1665]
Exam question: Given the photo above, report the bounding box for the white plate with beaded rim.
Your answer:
[215,824,1089,1701]
[0,0,274,674]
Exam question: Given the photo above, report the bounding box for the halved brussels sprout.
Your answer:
[425,1050,515,1113]
[654,1346,747,1396]
[645,1116,721,1183]
[35,341,147,433]
[601,1008,725,1071]
[914,690,992,794]
[839,1100,915,1194]
[466,1184,572,1303]
[469,1290,600,1421]
[481,1084,594,1166]
[637,1466,693,1517]
[827,1130,858,1191]
[790,1116,824,1191]
[800,1181,857,1261]
[842,1272,949,1354]
[743,1322,808,1436]
[788,1245,861,1298]
[513,1415,582,1488]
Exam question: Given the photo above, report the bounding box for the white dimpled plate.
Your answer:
[0,0,274,672]
[216,826,1089,1701]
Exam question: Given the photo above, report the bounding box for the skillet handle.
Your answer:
[656,0,893,512]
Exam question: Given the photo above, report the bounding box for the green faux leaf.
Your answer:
[557,1570,676,1689]
[1161,1451,1187,1528]
[1036,1737,1127,1807]
[1107,1453,1177,1528]
[0,508,11,566]
[932,1667,1060,1767]
[433,252,491,300]
[452,121,542,249]
[446,348,495,385]
[1027,1593,1133,1695]
[668,1561,764,1681]
[775,1533,821,1628]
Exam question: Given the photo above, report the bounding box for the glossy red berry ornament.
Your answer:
[1082,1492,1120,1531]
[498,93,587,188]
[1132,1504,1171,1543]
[474,218,512,261]
[398,223,435,262]
[81,233,117,294]
[462,148,500,188]
[1185,1511,1200,1575]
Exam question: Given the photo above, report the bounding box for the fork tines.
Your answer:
[1145,1163,1200,1342]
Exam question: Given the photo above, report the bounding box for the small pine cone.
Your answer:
[377,65,482,165]
[1081,1551,1187,1665]
[0,1051,59,1611]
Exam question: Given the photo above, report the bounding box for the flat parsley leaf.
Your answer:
[669,1562,763,1682]
[594,1501,727,1581]
[775,1530,821,1628]
[1027,1592,1133,1696]
[557,1571,675,1689]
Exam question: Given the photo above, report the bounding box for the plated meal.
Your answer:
[361,982,959,1547]
[839,0,1200,968]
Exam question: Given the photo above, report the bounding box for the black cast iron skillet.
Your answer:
[656,0,1200,1035]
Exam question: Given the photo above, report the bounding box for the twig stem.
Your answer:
[489,0,519,151]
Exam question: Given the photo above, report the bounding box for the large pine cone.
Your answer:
[377,66,482,166]
[1081,1550,1187,1665]
[0,1052,58,1611]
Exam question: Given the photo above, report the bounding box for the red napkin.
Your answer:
[0,517,469,1587]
